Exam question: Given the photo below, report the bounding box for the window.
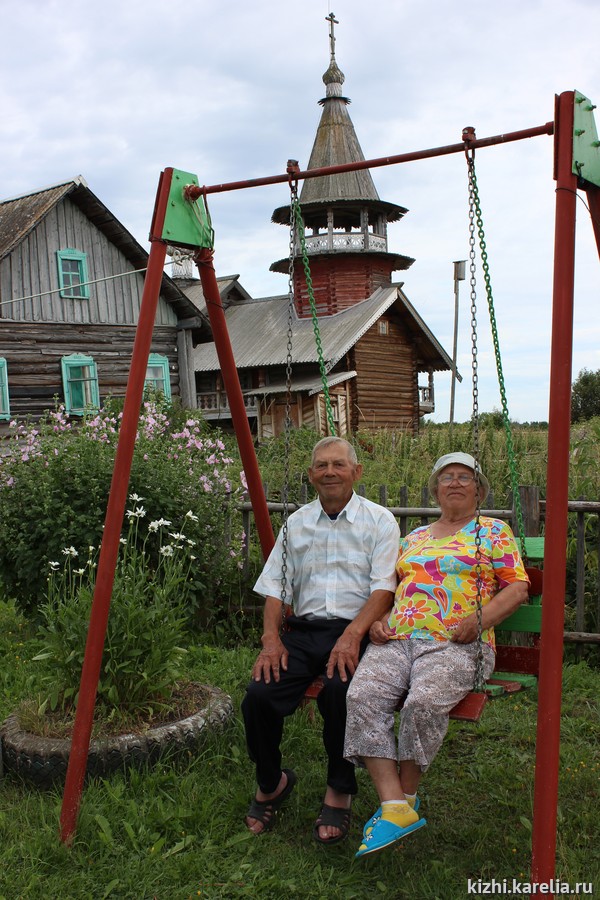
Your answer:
[144,354,171,400]
[61,354,99,415]
[378,320,389,336]
[56,248,90,299]
[0,358,10,419]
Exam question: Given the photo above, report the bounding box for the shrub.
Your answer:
[33,503,194,714]
[0,402,246,618]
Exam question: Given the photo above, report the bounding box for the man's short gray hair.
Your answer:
[311,437,358,466]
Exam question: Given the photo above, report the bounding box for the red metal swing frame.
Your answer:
[58,90,600,892]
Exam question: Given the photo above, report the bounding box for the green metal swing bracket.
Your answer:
[573,91,600,188]
[160,168,214,249]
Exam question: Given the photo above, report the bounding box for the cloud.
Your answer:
[1,0,598,424]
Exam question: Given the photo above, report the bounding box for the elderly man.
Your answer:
[242,437,399,844]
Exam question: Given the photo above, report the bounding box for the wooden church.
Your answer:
[186,15,454,438]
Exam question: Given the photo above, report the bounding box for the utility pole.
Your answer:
[449,259,466,428]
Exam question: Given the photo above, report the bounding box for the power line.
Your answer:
[0,266,150,309]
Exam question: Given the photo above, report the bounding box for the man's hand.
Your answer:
[251,638,288,683]
[326,631,361,682]
[369,619,394,644]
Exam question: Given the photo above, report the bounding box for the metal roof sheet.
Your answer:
[250,370,357,396]
[192,285,455,375]
[193,286,396,372]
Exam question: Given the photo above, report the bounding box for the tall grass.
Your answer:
[1,600,598,899]
[253,421,557,506]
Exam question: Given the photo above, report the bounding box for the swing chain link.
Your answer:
[291,196,337,437]
[465,154,527,559]
[279,184,301,609]
[467,151,486,693]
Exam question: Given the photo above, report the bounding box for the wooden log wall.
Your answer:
[349,317,418,432]
[0,321,179,426]
[293,255,395,317]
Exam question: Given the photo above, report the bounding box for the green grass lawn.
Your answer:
[1,601,599,900]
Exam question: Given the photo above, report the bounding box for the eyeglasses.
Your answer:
[437,473,476,485]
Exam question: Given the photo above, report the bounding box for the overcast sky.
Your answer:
[1,0,599,423]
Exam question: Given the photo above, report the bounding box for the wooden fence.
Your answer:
[237,484,600,649]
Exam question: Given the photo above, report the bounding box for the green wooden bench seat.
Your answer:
[301,537,544,723]
[449,536,544,721]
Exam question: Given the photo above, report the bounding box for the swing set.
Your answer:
[58,89,600,891]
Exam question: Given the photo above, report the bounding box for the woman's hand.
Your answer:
[369,619,394,644]
[449,615,479,643]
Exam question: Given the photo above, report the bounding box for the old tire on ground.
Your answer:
[0,684,233,789]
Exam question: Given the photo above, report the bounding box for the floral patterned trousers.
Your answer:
[344,639,495,771]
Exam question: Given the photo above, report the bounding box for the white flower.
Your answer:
[148,521,160,532]
[186,539,196,547]
[126,506,146,519]
[62,546,78,557]
[49,561,60,570]
[74,568,85,575]
[185,510,199,522]
[129,492,144,502]
[159,545,174,557]
[168,531,186,542]
[119,537,127,545]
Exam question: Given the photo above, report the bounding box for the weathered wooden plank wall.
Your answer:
[293,256,395,316]
[0,198,177,327]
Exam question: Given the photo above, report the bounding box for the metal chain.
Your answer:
[291,196,337,436]
[279,185,300,610]
[467,150,486,693]
[466,157,527,561]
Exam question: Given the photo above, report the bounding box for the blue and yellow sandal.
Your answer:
[355,815,427,858]
[362,796,420,838]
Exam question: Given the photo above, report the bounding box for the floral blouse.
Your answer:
[387,517,527,650]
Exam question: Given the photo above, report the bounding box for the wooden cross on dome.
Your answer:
[326,12,339,62]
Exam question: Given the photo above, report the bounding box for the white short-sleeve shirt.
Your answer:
[254,492,399,620]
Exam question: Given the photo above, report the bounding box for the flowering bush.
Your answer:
[33,503,196,714]
[0,401,246,618]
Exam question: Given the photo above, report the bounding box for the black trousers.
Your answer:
[241,616,368,796]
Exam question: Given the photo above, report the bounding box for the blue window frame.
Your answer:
[61,354,99,415]
[56,248,90,299]
[0,358,10,419]
[144,354,171,400]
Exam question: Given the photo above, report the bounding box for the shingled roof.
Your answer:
[272,42,406,226]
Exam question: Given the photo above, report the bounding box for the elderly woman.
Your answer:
[344,452,529,858]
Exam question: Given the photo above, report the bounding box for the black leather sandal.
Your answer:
[313,803,352,845]
[245,769,297,834]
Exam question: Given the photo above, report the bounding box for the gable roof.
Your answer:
[0,177,204,322]
[192,284,455,375]
[174,274,253,316]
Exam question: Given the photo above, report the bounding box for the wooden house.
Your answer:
[184,21,455,439]
[0,177,205,429]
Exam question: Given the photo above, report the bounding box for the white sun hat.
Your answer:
[428,452,490,497]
